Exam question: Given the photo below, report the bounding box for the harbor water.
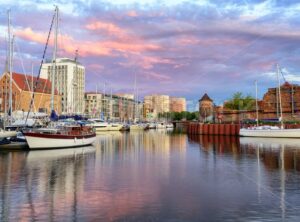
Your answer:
[1,130,300,221]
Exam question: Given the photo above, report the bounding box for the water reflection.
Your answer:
[0,147,95,221]
[1,132,300,221]
[189,134,300,172]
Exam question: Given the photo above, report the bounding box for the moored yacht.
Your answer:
[23,125,96,149]
[166,123,174,129]
[156,122,166,129]
[0,129,17,139]
[87,119,123,131]
[130,123,146,130]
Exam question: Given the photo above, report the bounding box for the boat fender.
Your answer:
[74,137,77,143]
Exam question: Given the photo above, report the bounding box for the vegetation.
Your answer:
[224,92,255,110]
[157,111,199,121]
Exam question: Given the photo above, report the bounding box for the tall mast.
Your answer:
[110,88,112,121]
[291,82,294,116]
[8,10,13,124]
[74,49,78,114]
[103,82,106,120]
[133,72,137,122]
[276,64,283,128]
[50,6,58,112]
[255,80,259,127]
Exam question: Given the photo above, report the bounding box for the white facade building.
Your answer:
[41,58,85,114]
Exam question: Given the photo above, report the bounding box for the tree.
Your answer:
[156,111,199,121]
[224,92,255,110]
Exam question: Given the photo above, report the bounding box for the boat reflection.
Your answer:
[189,134,300,171]
[0,146,96,221]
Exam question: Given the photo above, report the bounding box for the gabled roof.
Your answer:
[3,72,58,94]
[199,93,213,102]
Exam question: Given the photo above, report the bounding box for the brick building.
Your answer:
[0,72,61,114]
[219,82,300,123]
[199,93,214,122]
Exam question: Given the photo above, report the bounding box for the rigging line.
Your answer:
[25,9,56,124]
[279,66,286,83]
[14,39,37,111]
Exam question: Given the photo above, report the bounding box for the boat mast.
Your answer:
[8,10,13,125]
[50,6,58,112]
[133,72,137,122]
[291,82,294,116]
[255,80,259,127]
[276,64,283,128]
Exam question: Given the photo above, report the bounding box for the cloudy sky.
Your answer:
[0,0,300,110]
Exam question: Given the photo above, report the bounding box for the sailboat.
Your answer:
[0,10,17,140]
[239,64,300,138]
[23,6,96,149]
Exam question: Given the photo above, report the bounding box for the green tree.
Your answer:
[224,92,255,110]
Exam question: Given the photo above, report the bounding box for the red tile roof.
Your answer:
[12,72,58,95]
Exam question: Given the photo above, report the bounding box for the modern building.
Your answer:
[40,57,85,114]
[170,97,186,112]
[85,92,141,121]
[0,72,61,114]
[144,95,170,119]
[144,94,186,119]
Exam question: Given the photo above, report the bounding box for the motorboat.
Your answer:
[130,123,146,130]
[166,123,174,129]
[87,119,123,131]
[148,123,156,129]
[156,122,166,129]
[0,129,17,139]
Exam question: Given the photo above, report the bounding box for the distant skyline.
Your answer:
[0,0,300,111]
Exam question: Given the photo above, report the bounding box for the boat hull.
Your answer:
[0,130,17,139]
[24,133,96,149]
[239,128,300,138]
[94,125,123,131]
[130,125,145,130]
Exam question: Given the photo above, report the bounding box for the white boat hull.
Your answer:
[130,125,145,130]
[94,125,123,131]
[0,130,17,139]
[239,128,300,138]
[24,135,96,149]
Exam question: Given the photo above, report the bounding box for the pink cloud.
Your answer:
[127,10,138,17]
[15,27,162,58]
[85,21,127,38]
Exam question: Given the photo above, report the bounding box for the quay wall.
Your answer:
[183,122,300,136]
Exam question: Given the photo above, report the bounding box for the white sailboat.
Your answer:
[240,64,300,138]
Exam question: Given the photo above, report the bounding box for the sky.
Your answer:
[0,0,300,110]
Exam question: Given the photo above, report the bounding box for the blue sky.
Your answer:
[0,0,300,110]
